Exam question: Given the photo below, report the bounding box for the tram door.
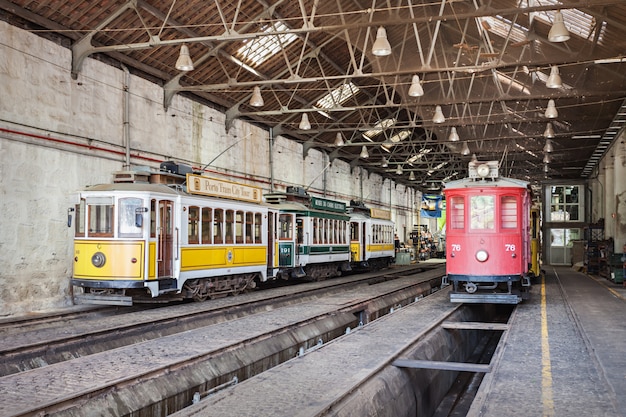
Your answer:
[157,200,175,277]
[278,213,296,268]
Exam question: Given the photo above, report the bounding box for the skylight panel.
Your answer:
[236,21,298,66]
[525,1,605,42]
[389,130,412,143]
[482,16,527,44]
[363,118,397,141]
[316,82,360,110]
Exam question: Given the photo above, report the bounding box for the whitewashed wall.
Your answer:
[0,21,419,316]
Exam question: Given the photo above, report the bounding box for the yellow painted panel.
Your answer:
[73,240,144,280]
[367,243,394,252]
[149,242,156,278]
[351,242,361,262]
[181,245,267,271]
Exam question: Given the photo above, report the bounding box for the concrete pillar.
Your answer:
[604,154,615,240]
[591,166,605,223]
[613,133,626,251]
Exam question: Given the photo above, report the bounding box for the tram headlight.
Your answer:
[475,249,489,262]
[91,252,106,268]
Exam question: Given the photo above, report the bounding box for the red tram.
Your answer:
[442,161,532,304]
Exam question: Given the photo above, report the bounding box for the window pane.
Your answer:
[351,222,359,241]
[501,196,517,229]
[226,210,234,243]
[470,195,495,230]
[279,214,292,240]
[119,198,143,238]
[254,213,262,243]
[75,200,85,237]
[202,208,212,244]
[450,196,465,230]
[188,206,200,244]
[88,204,114,237]
[245,212,253,243]
[235,211,244,244]
[214,209,223,243]
[150,199,157,238]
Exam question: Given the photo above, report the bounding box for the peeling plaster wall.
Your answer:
[0,21,417,316]
[589,131,626,252]
[612,134,626,249]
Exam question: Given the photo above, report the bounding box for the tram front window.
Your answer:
[119,197,144,238]
[470,195,495,230]
[86,197,114,237]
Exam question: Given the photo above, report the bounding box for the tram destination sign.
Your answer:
[370,208,392,220]
[187,174,262,204]
[310,197,346,213]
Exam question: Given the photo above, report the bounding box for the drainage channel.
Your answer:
[170,296,514,417]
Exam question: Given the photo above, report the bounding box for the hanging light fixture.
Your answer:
[543,163,550,173]
[396,165,403,175]
[548,11,570,43]
[544,139,554,153]
[408,75,424,97]
[432,105,446,123]
[545,99,558,119]
[299,113,311,130]
[546,66,562,88]
[334,132,345,146]
[448,127,460,142]
[409,171,416,181]
[461,142,471,156]
[360,146,369,158]
[381,157,388,168]
[471,153,478,163]
[372,26,392,56]
[543,123,555,138]
[175,44,194,71]
[543,153,552,164]
[249,86,264,107]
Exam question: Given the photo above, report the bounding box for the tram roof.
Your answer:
[444,177,530,191]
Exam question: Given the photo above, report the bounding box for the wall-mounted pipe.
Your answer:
[121,64,131,169]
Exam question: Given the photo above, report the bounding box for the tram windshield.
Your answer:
[75,196,145,238]
[470,195,495,230]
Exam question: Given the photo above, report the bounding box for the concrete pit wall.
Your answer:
[325,305,503,417]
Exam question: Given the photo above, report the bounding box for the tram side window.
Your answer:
[279,214,292,240]
[88,202,114,237]
[254,213,262,243]
[244,212,253,243]
[74,199,85,237]
[450,196,465,230]
[501,196,518,229]
[150,199,157,238]
[235,210,244,244]
[349,221,354,243]
[214,209,224,244]
[470,195,495,230]
[188,206,200,244]
[225,210,234,243]
[313,218,319,244]
[202,208,212,244]
[296,218,303,244]
[119,198,144,238]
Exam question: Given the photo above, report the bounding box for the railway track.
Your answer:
[0,265,434,378]
[0,265,444,417]
[172,288,514,417]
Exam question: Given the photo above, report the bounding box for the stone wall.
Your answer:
[0,20,416,316]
